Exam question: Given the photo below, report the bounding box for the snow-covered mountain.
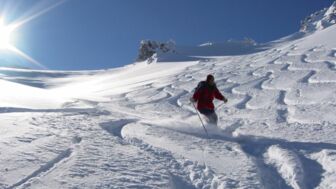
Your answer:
[136,38,260,63]
[136,40,176,62]
[0,2,336,189]
[300,1,336,32]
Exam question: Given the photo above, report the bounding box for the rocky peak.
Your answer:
[300,1,336,32]
[136,40,175,62]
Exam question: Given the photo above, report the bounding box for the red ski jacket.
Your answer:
[192,83,225,110]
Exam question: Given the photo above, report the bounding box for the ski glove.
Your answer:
[223,98,228,103]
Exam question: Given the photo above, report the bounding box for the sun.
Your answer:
[0,16,46,68]
[0,18,14,49]
[0,1,66,69]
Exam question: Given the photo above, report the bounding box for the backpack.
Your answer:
[194,81,217,93]
[194,81,207,93]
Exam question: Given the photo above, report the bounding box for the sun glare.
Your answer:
[0,18,14,49]
[0,1,67,69]
[0,16,46,68]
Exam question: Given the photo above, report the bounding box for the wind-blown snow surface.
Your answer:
[0,26,336,189]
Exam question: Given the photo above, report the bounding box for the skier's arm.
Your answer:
[192,89,200,102]
[214,88,227,102]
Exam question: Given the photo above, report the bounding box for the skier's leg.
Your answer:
[198,109,210,122]
[208,112,218,125]
[199,109,218,125]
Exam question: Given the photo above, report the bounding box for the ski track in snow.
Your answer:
[0,25,336,188]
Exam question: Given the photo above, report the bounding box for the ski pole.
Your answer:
[192,102,209,137]
[191,101,209,167]
[215,102,226,111]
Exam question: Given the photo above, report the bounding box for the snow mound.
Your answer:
[311,150,336,189]
[264,145,305,189]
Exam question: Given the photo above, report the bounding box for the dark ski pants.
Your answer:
[199,109,218,125]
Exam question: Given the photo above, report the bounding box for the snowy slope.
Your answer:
[1,4,336,189]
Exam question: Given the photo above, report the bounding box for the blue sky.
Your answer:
[1,0,335,70]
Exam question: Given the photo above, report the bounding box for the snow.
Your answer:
[0,4,336,189]
[264,145,305,189]
[311,149,336,189]
[300,1,336,33]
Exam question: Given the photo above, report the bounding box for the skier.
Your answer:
[190,74,228,125]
